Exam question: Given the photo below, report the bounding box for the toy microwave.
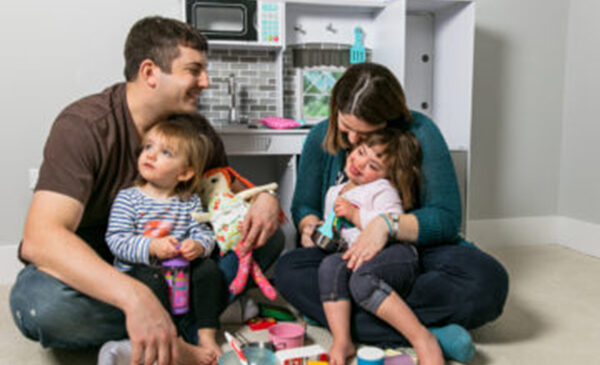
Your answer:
[185,0,283,45]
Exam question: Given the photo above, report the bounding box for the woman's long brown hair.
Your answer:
[324,62,412,154]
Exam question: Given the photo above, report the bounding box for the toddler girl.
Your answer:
[105,116,223,364]
[314,129,443,365]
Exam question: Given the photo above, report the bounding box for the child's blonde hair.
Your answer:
[137,114,213,200]
[363,129,422,211]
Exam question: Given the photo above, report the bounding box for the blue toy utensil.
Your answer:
[317,205,337,239]
[312,205,351,252]
[350,26,366,64]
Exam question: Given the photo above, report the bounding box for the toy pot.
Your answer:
[268,323,305,351]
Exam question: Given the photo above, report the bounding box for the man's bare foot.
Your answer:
[328,339,356,365]
[413,330,444,365]
[177,338,218,365]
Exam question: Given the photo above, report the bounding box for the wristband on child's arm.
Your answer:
[379,213,393,237]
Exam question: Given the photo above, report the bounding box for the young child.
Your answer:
[312,129,444,365]
[105,116,223,364]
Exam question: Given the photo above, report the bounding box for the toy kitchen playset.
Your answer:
[184,0,475,248]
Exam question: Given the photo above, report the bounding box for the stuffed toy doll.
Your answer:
[192,167,278,300]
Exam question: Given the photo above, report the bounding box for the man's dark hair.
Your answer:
[124,16,208,81]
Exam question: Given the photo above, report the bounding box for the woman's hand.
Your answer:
[179,238,205,261]
[342,215,389,270]
[299,215,322,248]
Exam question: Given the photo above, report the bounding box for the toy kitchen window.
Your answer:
[295,67,344,124]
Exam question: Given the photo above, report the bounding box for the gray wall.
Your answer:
[469,0,569,219]
[0,1,183,246]
[559,0,600,224]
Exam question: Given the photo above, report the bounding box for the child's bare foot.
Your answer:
[413,330,444,365]
[178,339,218,365]
[329,339,356,365]
[200,337,223,359]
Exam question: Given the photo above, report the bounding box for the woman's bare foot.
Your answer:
[328,338,356,365]
[413,330,444,365]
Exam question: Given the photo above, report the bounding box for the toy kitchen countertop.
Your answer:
[214,124,310,156]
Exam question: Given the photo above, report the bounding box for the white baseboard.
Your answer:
[467,215,600,258]
[556,216,600,258]
[0,243,22,286]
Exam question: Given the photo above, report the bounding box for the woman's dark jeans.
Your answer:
[318,244,418,314]
[275,244,509,346]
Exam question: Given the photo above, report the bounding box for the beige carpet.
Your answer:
[1,244,599,364]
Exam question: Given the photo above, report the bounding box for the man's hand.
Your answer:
[149,236,180,260]
[240,192,280,255]
[179,238,205,261]
[125,286,178,365]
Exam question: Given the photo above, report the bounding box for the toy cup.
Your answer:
[162,256,190,315]
[356,346,385,365]
[268,323,305,350]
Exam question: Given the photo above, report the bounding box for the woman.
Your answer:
[274,63,508,363]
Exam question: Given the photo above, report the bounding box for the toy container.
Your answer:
[162,256,190,314]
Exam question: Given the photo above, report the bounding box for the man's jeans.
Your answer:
[10,265,127,348]
[9,230,284,349]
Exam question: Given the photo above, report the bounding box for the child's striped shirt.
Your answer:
[106,187,214,271]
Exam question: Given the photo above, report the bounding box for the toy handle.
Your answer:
[317,205,337,239]
[354,26,363,44]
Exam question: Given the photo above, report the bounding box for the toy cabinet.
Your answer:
[213,0,475,246]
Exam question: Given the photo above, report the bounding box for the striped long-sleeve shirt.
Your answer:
[106,187,215,271]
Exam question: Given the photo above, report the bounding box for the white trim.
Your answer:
[467,216,600,258]
[0,243,22,286]
[556,217,600,258]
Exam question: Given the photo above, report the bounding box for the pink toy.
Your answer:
[142,220,190,314]
[260,116,301,129]
[268,323,305,350]
[192,167,280,300]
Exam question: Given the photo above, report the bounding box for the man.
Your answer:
[10,16,281,365]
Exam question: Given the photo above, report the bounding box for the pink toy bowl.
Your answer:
[268,323,305,350]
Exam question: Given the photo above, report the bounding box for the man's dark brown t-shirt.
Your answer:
[30,83,227,262]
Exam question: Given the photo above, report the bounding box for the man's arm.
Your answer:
[230,179,280,253]
[21,191,178,365]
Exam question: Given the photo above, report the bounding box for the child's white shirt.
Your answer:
[323,178,404,247]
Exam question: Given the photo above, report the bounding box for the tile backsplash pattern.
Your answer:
[198,44,370,125]
[282,48,297,120]
[197,48,278,125]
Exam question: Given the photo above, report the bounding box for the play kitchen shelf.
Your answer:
[216,126,308,156]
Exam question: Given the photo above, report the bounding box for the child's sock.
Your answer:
[97,339,132,365]
[430,324,475,363]
[250,261,277,300]
[229,247,251,295]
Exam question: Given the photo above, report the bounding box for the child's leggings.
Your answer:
[318,243,418,314]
